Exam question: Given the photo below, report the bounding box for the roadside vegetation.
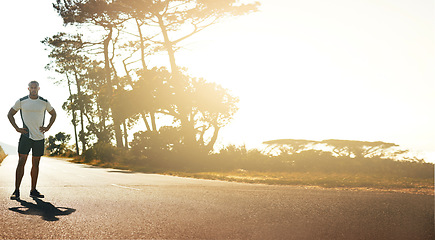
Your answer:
[47,135,434,195]
[0,146,6,164]
[41,1,433,195]
[167,171,433,195]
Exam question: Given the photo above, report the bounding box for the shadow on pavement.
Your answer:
[9,198,76,221]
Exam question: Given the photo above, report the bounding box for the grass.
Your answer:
[68,157,434,195]
[162,171,434,195]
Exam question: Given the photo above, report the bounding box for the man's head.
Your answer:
[28,81,40,98]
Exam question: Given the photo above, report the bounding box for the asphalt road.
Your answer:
[0,155,433,239]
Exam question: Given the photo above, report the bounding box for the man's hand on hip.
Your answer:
[39,126,50,133]
[16,128,28,134]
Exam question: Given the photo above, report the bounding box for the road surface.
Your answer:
[0,155,433,239]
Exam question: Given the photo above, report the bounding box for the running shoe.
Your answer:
[10,190,20,200]
[30,189,44,198]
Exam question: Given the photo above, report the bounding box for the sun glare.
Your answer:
[0,0,432,163]
[172,0,435,160]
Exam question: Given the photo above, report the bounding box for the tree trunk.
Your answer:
[198,126,206,146]
[74,71,86,153]
[181,117,196,147]
[123,119,129,149]
[206,125,220,152]
[66,74,80,156]
[104,26,123,147]
[141,112,152,132]
[157,14,178,74]
[150,111,157,132]
[136,18,159,132]
[102,26,112,141]
[113,117,124,148]
[135,18,147,70]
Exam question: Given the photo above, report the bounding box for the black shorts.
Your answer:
[18,135,45,157]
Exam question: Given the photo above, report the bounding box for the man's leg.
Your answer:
[30,156,41,191]
[15,154,29,190]
[12,136,31,199]
[30,139,45,198]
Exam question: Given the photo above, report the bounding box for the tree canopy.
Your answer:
[263,139,409,160]
[44,0,259,161]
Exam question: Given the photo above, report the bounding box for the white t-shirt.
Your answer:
[12,95,54,141]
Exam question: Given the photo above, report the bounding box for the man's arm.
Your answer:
[7,108,28,134]
[40,109,56,133]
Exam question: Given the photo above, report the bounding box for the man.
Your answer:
[7,81,56,199]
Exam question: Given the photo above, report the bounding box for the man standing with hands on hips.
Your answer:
[7,81,56,199]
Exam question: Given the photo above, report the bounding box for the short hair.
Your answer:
[28,81,39,87]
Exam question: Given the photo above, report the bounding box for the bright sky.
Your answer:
[1,0,434,162]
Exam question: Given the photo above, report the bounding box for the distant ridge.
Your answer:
[0,141,17,155]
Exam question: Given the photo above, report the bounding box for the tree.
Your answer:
[48,0,251,154]
[81,61,115,144]
[119,0,260,74]
[263,138,407,160]
[130,126,181,157]
[53,0,129,147]
[122,0,259,139]
[46,132,72,156]
[42,33,89,155]
[263,139,317,155]
[159,71,239,151]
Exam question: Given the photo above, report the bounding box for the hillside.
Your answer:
[0,141,16,155]
[0,146,6,164]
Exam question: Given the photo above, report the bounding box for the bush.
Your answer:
[77,139,434,181]
[83,142,119,162]
[207,146,434,179]
[45,132,73,156]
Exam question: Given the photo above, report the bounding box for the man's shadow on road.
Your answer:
[9,198,76,221]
